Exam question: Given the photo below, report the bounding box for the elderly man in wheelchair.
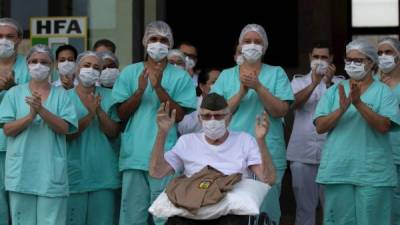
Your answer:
[149,93,276,225]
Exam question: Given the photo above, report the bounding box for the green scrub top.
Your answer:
[0,83,78,197]
[314,80,400,187]
[67,87,121,193]
[389,84,400,165]
[211,64,294,170]
[112,62,197,171]
[0,54,30,152]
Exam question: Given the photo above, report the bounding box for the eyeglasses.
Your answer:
[344,57,368,66]
[199,113,227,120]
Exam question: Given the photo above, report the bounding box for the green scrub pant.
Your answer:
[324,184,392,225]
[119,169,171,225]
[260,168,285,224]
[393,165,400,225]
[66,189,115,225]
[0,152,9,225]
[9,191,67,225]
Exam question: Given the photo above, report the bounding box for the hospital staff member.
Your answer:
[211,23,294,224]
[376,37,400,225]
[0,44,78,225]
[112,21,197,225]
[287,42,343,225]
[66,51,120,225]
[0,17,29,225]
[53,44,78,89]
[314,39,400,225]
[167,49,186,70]
[99,51,120,88]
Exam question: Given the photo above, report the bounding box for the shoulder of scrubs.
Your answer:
[111,62,144,104]
[210,66,236,98]
[96,86,120,122]
[313,80,345,122]
[0,84,20,124]
[13,54,30,84]
[53,86,79,133]
[374,81,400,128]
[262,64,295,103]
[164,64,197,112]
[291,73,311,94]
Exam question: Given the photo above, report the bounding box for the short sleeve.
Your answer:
[291,76,307,95]
[378,86,400,126]
[100,88,121,122]
[172,72,197,111]
[275,67,295,102]
[210,69,227,98]
[112,65,136,104]
[59,90,78,134]
[244,134,262,166]
[313,84,337,122]
[164,137,185,173]
[0,88,16,125]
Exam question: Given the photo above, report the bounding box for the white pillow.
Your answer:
[149,178,271,220]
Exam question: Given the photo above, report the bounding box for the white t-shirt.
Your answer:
[165,131,262,177]
[287,72,344,164]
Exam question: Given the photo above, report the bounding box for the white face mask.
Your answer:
[0,38,15,58]
[100,68,119,87]
[202,119,227,140]
[345,62,368,80]
[28,63,50,81]
[147,42,169,62]
[236,54,244,65]
[79,67,100,87]
[241,43,263,64]
[310,59,329,75]
[378,54,397,73]
[58,61,76,77]
[185,56,196,70]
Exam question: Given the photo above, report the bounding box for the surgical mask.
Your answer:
[185,56,196,70]
[0,38,15,58]
[79,67,100,87]
[147,42,169,62]
[100,68,119,87]
[345,62,368,80]
[28,63,50,81]
[236,54,244,65]
[58,61,75,77]
[378,54,397,73]
[310,59,329,75]
[202,119,226,140]
[241,43,263,64]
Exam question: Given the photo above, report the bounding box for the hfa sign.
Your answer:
[30,17,87,53]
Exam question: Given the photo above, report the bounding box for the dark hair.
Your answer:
[55,44,78,60]
[177,41,196,49]
[200,93,227,111]
[196,67,220,96]
[310,41,332,55]
[93,39,116,53]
